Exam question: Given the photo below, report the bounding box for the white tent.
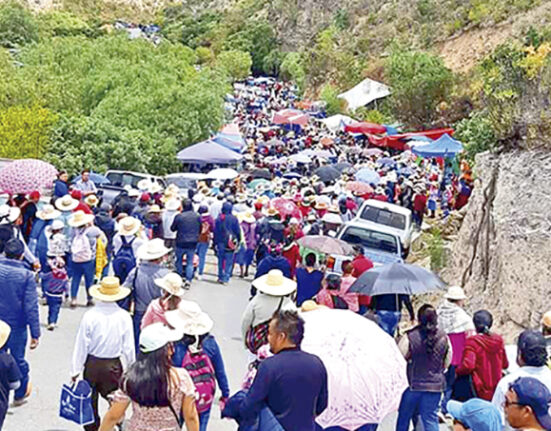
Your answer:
[338,78,391,111]
[319,114,357,132]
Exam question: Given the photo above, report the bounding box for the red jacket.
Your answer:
[455,333,509,400]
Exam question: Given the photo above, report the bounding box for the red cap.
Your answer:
[70,190,82,200]
[254,202,263,210]
[140,193,151,202]
[28,190,40,200]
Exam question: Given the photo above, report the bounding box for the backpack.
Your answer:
[0,224,14,253]
[71,229,92,263]
[112,236,136,284]
[181,348,216,414]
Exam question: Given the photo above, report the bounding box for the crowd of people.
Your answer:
[0,75,548,431]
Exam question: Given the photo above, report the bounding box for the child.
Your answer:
[42,221,69,330]
[0,320,21,428]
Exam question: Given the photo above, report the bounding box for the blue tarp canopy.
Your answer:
[176,141,244,164]
[412,133,463,158]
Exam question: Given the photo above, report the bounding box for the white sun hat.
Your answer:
[154,272,186,297]
[117,216,141,236]
[252,269,297,297]
[139,322,183,353]
[137,238,172,261]
[68,210,95,228]
[444,285,467,301]
[55,195,78,212]
[165,301,214,336]
[0,205,21,224]
[36,204,61,221]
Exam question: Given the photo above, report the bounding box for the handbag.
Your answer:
[245,297,284,354]
[59,380,95,426]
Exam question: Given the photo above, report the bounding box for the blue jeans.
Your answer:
[101,254,112,278]
[133,311,144,354]
[259,407,285,431]
[199,408,211,431]
[396,388,441,431]
[196,242,209,276]
[376,310,402,336]
[175,247,196,282]
[441,365,456,413]
[70,260,95,299]
[316,424,377,431]
[217,250,234,282]
[5,326,29,400]
[46,296,62,324]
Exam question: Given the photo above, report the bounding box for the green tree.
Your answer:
[319,83,345,115]
[0,1,39,48]
[280,52,305,91]
[386,46,453,128]
[216,50,252,81]
[0,104,57,159]
[454,111,497,159]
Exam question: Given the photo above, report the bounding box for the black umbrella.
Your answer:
[314,166,341,183]
[349,263,446,296]
[251,169,272,180]
[332,162,354,173]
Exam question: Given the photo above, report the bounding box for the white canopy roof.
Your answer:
[338,78,391,111]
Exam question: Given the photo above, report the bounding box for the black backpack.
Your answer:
[0,224,14,253]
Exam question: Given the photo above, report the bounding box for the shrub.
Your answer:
[454,111,497,159]
[0,1,39,48]
[319,83,345,115]
[428,228,445,271]
[280,51,305,90]
[216,50,252,81]
[195,46,214,65]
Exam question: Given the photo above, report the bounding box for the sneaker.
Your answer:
[183,281,191,290]
[12,397,28,407]
[70,299,77,308]
[197,274,203,281]
[47,323,55,331]
[86,299,95,307]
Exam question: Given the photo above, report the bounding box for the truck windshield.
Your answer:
[166,177,197,189]
[360,206,406,230]
[106,173,142,188]
[340,226,399,254]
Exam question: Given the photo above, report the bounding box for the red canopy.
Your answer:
[362,128,455,151]
[273,109,310,127]
[345,122,387,135]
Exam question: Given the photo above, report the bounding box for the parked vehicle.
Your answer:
[164,173,204,197]
[98,170,166,205]
[354,199,414,256]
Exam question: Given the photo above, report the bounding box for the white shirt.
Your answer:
[492,365,551,430]
[71,301,135,376]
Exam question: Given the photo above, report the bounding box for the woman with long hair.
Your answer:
[396,304,451,431]
[99,323,199,431]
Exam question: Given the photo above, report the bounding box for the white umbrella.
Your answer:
[302,309,408,430]
[206,168,239,180]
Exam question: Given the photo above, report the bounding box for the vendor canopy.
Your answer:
[212,123,247,153]
[272,109,310,126]
[338,78,391,111]
[176,140,244,164]
[319,114,357,132]
[412,133,463,158]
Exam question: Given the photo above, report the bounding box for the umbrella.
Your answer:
[355,168,380,185]
[332,162,353,173]
[206,168,238,180]
[312,149,334,159]
[320,136,334,147]
[349,263,446,296]
[176,140,244,164]
[376,157,397,168]
[251,169,271,180]
[272,109,310,127]
[0,159,57,195]
[271,198,302,220]
[282,172,302,180]
[289,153,311,164]
[302,308,408,429]
[363,148,383,157]
[314,166,341,183]
[72,171,110,185]
[297,236,355,256]
[247,178,270,190]
[345,181,373,195]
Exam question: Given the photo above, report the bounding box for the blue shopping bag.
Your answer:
[59,380,95,426]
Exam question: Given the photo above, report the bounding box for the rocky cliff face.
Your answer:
[441,150,551,341]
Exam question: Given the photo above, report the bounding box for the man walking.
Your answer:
[214,202,241,284]
[71,276,135,431]
[238,310,328,431]
[74,169,97,197]
[0,239,40,406]
[171,198,200,287]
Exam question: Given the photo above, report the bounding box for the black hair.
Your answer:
[473,310,493,335]
[81,169,90,175]
[418,304,439,354]
[518,330,548,367]
[122,344,172,407]
[182,198,192,211]
[271,310,305,347]
[57,170,67,178]
[304,253,316,267]
[4,238,24,259]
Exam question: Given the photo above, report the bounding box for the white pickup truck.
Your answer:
[354,199,415,257]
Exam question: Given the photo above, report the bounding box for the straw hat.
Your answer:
[542,311,551,329]
[301,300,323,312]
[444,285,467,301]
[50,219,65,231]
[315,201,329,211]
[85,195,99,207]
[239,212,256,224]
[117,216,141,236]
[252,269,297,297]
[137,238,171,261]
[256,195,269,206]
[0,205,19,225]
[165,301,214,336]
[147,204,162,213]
[322,212,343,225]
[36,204,60,221]
[55,195,78,212]
[263,207,279,217]
[89,276,131,302]
[0,320,10,349]
[154,272,186,297]
[68,210,95,228]
[165,199,181,211]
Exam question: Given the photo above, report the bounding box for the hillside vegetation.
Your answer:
[1,0,551,174]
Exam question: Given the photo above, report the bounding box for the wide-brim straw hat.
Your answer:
[165,199,181,211]
[36,204,61,221]
[89,276,131,302]
[154,272,186,297]
[85,194,99,207]
[55,195,78,212]
[137,238,172,261]
[165,301,214,336]
[238,212,256,224]
[148,204,162,213]
[263,207,279,217]
[444,285,467,301]
[0,320,11,349]
[117,216,141,236]
[68,210,95,228]
[252,269,297,297]
[315,201,329,210]
[542,311,551,328]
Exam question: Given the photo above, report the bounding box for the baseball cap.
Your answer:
[447,399,502,431]
[518,330,548,365]
[510,377,551,431]
[139,322,182,353]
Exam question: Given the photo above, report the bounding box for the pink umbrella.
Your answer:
[272,109,310,127]
[345,181,373,195]
[302,309,408,429]
[271,197,302,220]
[363,148,384,157]
[0,159,57,195]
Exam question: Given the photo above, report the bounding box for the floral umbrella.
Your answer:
[271,197,302,220]
[0,159,57,195]
[297,235,354,256]
[345,181,373,195]
[302,308,408,430]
